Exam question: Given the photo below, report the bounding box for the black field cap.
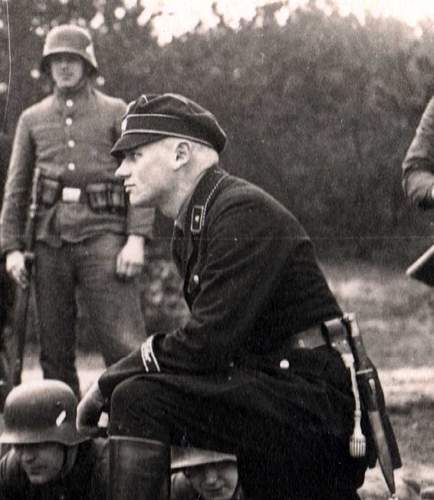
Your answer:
[111,93,227,158]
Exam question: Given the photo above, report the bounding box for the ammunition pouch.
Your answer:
[40,177,62,207]
[85,182,126,214]
[40,176,126,214]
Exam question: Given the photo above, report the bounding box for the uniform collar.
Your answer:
[53,81,95,114]
[174,167,215,231]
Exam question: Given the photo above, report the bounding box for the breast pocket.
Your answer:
[33,124,64,156]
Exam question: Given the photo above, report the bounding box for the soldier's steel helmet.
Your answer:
[41,24,98,74]
[171,446,237,471]
[0,380,88,446]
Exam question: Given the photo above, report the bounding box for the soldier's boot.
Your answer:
[109,436,170,500]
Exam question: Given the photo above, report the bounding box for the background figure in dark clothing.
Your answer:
[0,380,108,499]
[0,132,13,408]
[77,93,370,500]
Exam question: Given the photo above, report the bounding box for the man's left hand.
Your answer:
[77,382,107,437]
[116,234,146,279]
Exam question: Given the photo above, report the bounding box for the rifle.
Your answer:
[406,244,434,286]
[9,167,41,387]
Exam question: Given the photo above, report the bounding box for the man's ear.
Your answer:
[174,141,192,170]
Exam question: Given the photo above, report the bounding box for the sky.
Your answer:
[118,0,434,45]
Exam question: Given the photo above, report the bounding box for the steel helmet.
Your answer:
[41,24,98,74]
[0,380,88,446]
[171,446,237,471]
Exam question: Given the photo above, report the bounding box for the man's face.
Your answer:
[116,140,174,208]
[185,461,238,500]
[50,53,85,89]
[14,442,65,484]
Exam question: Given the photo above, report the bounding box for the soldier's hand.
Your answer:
[116,234,146,279]
[77,381,106,437]
[6,250,29,289]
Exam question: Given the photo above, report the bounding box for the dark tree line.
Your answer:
[1,0,434,266]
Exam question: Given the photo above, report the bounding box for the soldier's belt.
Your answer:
[40,176,126,214]
[62,187,83,203]
[286,324,328,350]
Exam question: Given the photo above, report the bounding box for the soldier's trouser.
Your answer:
[34,234,146,397]
[108,358,368,500]
[109,436,170,500]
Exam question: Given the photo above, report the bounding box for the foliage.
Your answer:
[3,0,434,332]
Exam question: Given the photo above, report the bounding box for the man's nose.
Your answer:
[203,466,218,483]
[115,160,129,178]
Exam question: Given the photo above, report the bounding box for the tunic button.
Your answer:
[66,99,74,107]
[67,162,76,171]
[193,274,199,285]
[65,117,73,126]
[229,361,234,368]
[67,139,75,148]
[280,359,290,370]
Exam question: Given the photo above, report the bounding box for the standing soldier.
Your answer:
[0,25,154,396]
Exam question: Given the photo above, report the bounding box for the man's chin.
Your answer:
[128,194,151,207]
[27,472,49,484]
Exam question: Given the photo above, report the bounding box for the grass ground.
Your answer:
[322,261,434,369]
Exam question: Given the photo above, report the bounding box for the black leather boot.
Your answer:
[109,436,170,500]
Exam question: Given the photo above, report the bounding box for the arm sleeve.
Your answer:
[0,113,35,254]
[98,192,305,397]
[402,97,434,209]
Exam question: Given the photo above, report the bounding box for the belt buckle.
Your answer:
[62,187,81,203]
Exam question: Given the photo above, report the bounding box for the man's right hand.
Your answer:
[6,250,28,289]
[77,381,107,437]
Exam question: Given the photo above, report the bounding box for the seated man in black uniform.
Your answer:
[77,93,370,500]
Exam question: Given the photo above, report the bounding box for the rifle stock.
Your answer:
[9,167,41,387]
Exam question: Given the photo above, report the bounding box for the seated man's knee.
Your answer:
[109,377,167,438]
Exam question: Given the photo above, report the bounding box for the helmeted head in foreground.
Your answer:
[0,379,87,446]
[171,446,239,500]
[0,380,87,485]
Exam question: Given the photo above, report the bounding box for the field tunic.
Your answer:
[0,439,108,500]
[0,83,154,253]
[99,166,344,387]
[0,83,151,396]
[101,166,368,498]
